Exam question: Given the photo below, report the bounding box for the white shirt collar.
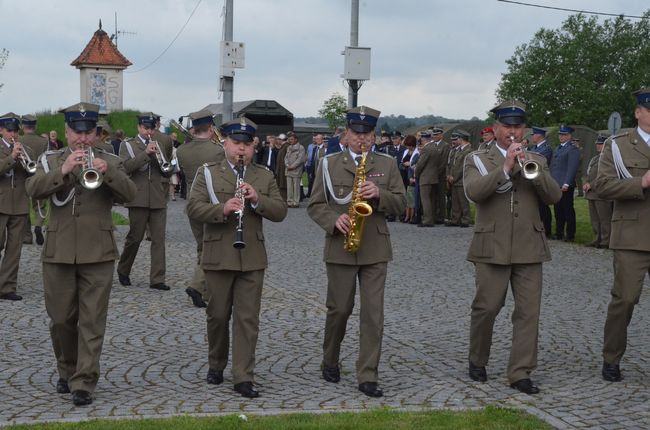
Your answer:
[636,126,650,146]
[495,143,507,158]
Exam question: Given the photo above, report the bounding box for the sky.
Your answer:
[0,0,648,124]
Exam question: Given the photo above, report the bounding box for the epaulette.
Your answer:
[468,149,489,157]
[95,148,120,158]
[611,132,629,140]
[372,151,394,160]
[44,149,65,156]
[203,161,217,167]
[253,163,271,173]
[323,152,338,159]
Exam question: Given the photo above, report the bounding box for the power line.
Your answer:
[126,0,203,74]
[496,0,648,20]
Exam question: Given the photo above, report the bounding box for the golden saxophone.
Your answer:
[344,143,373,253]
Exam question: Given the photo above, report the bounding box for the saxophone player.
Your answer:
[307,106,406,397]
[186,117,287,398]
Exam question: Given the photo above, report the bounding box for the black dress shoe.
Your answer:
[358,382,383,397]
[460,224,470,228]
[35,226,44,246]
[206,369,224,385]
[602,362,622,382]
[56,378,70,394]
[445,222,459,227]
[117,272,131,286]
[510,378,540,394]
[564,237,575,243]
[468,361,487,382]
[186,288,207,308]
[322,365,341,383]
[0,292,22,301]
[234,381,259,398]
[72,390,93,406]
[150,283,171,291]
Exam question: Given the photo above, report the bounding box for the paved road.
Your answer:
[1,199,649,429]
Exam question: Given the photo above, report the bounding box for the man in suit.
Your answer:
[117,113,173,291]
[583,134,612,248]
[176,110,225,308]
[446,130,472,227]
[19,114,48,245]
[595,87,650,383]
[187,117,287,398]
[529,127,554,238]
[413,129,442,227]
[284,131,306,208]
[305,134,324,197]
[463,100,561,394]
[550,125,580,241]
[261,135,279,173]
[325,127,345,155]
[25,102,136,405]
[274,133,289,200]
[0,113,35,301]
[308,106,406,398]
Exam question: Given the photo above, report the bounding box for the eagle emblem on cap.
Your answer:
[149,115,154,121]
[359,106,366,120]
[240,117,247,130]
[78,103,86,117]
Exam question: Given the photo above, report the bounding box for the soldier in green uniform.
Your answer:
[446,130,472,227]
[94,120,115,154]
[413,127,443,227]
[463,100,561,394]
[595,87,650,382]
[307,106,406,398]
[176,110,225,308]
[19,114,48,245]
[582,134,612,248]
[25,102,136,406]
[0,113,35,301]
[187,117,287,398]
[117,113,173,290]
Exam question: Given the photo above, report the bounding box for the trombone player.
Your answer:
[463,100,560,394]
[307,106,405,397]
[25,102,136,405]
[117,113,173,291]
[0,113,35,301]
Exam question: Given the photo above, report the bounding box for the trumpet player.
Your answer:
[463,100,561,395]
[0,113,36,301]
[187,117,286,398]
[20,115,48,245]
[25,102,136,405]
[595,87,650,383]
[117,113,173,291]
[307,106,405,397]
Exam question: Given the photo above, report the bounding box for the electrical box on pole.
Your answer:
[220,41,245,77]
[341,46,370,80]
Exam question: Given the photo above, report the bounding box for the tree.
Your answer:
[0,48,8,93]
[496,12,650,129]
[318,93,347,130]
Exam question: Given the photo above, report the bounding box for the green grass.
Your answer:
[5,407,552,429]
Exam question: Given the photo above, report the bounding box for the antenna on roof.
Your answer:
[110,12,136,47]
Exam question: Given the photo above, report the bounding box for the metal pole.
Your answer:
[348,0,359,108]
[222,0,234,122]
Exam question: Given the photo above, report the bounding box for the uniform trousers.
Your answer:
[23,198,46,242]
[204,269,264,384]
[435,179,447,223]
[588,200,612,247]
[43,261,113,393]
[451,185,470,225]
[0,214,25,295]
[603,250,650,364]
[117,207,166,285]
[323,262,387,384]
[188,216,208,298]
[553,187,576,239]
[286,176,301,206]
[419,184,438,225]
[469,262,542,383]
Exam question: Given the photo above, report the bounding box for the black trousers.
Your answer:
[554,187,576,239]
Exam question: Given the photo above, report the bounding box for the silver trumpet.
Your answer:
[510,136,541,180]
[79,146,103,190]
[152,140,173,173]
[11,138,37,174]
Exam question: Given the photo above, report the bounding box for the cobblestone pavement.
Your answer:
[1,198,649,429]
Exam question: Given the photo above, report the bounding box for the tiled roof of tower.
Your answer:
[71,23,132,68]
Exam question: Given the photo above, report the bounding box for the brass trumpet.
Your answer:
[510,136,540,180]
[79,146,103,190]
[11,138,37,174]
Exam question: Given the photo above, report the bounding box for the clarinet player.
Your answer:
[186,117,287,398]
[307,106,406,397]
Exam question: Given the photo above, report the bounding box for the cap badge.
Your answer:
[240,117,247,130]
[359,106,366,120]
[78,104,86,117]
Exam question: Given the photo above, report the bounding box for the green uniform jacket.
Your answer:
[25,148,137,264]
[0,139,35,215]
[308,151,406,266]
[463,145,561,265]
[413,142,443,185]
[176,138,225,188]
[583,154,605,201]
[186,160,287,272]
[594,130,650,252]
[20,133,48,158]
[119,137,170,209]
[450,144,472,187]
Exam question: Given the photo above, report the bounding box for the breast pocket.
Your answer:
[331,180,352,199]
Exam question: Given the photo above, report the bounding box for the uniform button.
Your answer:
[514,213,519,217]
[514,201,518,204]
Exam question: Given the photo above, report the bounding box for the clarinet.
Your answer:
[233,156,246,249]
